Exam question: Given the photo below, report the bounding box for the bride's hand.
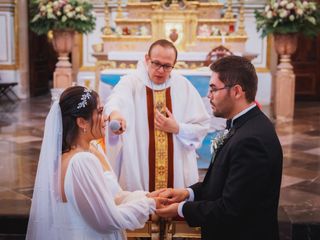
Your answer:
[146,188,167,198]
[152,197,169,209]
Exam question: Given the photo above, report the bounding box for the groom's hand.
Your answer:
[156,203,179,218]
[152,197,169,209]
[158,188,189,204]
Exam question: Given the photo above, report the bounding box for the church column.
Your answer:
[16,0,30,98]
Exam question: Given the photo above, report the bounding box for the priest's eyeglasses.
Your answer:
[150,60,174,72]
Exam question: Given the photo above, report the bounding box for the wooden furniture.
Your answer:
[0,82,19,102]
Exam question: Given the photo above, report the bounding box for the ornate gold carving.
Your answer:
[115,18,152,23]
[166,220,201,238]
[116,0,123,18]
[174,61,189,69]
[198,19,236,23]
[102,35,152,41]
[237,0,247,36]
[92,43,104,53]
[103,0,112,35]
[126,215,160,239]
[79,66,96,71]
[198,2,223,7]
[153,90,169,190]
[197,35,247,41]
[224,0,233,19]
[94,60,117,91]
[126,2,161,7]
[119,63,127,69]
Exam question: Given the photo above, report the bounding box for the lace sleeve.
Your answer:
[66,153,155,234]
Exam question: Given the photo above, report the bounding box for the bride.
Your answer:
[26,86,164,239]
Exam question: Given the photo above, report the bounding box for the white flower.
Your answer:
[267,11,273,19]
[280,0,288,7]
[61,15,67,22]
[279,9,289,18]
[286,2,295,9]
[47,12,56,19]
[40,5,46,12]
[66,11,75,18]
[53,1,59,8]
[63,4,72,13]
[80,15,88,21]
[297,8,304,16]
[47,8,53,14]
[265,5,270,12]
[75,6,83,12]
[289,15,295,21]
[274,2,279,9]
[303,1,309,7]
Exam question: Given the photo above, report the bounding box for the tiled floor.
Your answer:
[0,96,320,239]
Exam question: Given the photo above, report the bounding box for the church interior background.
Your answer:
[0,0,320,239]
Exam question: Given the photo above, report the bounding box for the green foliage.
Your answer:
[29,0,96,35]
[254,0,320,38]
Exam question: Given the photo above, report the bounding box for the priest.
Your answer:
[104,39,210,191]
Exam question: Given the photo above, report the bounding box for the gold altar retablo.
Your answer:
[94,0,248,71]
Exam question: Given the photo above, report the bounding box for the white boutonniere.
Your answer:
[210,129,230,155]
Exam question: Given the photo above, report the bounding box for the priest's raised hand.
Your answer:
[154,107,179,134]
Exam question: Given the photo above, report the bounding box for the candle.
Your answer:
[221,35,225,46]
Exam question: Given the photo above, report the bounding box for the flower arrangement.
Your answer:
[255,0,320,38]
[30,0,96,35]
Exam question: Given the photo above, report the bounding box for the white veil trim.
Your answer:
[26,101,62,240]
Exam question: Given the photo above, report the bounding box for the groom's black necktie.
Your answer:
[226,119,232,130]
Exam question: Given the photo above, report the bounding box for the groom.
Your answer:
[155,56,283,240]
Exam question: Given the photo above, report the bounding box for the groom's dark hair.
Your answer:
[59,86,99,153]
[210,55,257,102]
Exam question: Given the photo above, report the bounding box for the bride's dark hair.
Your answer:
[59,86,99,153]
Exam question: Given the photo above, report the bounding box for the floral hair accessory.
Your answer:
[77,88,92,109]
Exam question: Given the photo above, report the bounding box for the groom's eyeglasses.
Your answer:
[209,85,233,94]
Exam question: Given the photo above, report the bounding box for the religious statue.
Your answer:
[169,28,178,42]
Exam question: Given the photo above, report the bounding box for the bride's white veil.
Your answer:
[26,101,63,239]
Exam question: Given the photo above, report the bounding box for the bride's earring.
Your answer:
[83,128,87,134]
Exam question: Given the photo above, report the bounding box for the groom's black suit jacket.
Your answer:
[183,106,283,240]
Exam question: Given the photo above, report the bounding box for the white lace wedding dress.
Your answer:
[44,152,154,240]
